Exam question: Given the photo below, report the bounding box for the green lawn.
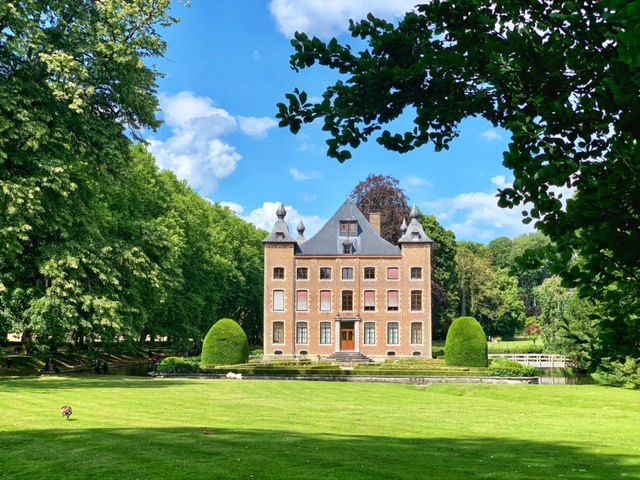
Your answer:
[1,376,639,479]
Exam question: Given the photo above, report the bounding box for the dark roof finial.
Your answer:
[276,203,286,220]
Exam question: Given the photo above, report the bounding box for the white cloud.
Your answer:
[405,175,433,188]
[423,178,536,241]
[147,91,275,194]
[289,168,322,180]
[481,129,503,141]
[238,116,278,139]
[269,0,418,38]
[218,201,244,215]
[302,193,318,202]
[243,201,326,238]
[491,175,508,189]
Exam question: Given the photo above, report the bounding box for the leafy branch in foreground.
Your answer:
[277,0,640,367]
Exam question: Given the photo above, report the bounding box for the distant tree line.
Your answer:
[351,174,594,361]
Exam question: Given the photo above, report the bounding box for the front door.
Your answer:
[341,327,355,351]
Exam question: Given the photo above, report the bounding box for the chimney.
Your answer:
[369,212,381,235]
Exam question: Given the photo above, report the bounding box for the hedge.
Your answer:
[445,316,488,367]
[201,318,249,366]
[156,357,200,374]
[487,358,536,377]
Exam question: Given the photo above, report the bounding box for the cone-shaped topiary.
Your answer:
[445,316,488,367]
[201,318,249,366]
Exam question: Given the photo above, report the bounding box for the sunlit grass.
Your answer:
[1,376,639,479]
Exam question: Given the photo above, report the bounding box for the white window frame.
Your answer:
[387,321,400,345]
[273,290,285,311]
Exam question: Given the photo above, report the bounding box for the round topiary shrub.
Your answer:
[201,318,249,366]
[445,316,488,367]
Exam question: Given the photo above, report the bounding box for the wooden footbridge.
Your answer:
[488,354,572,368]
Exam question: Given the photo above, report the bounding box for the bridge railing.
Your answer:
[488,354,572,368]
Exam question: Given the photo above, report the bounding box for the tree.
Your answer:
[0,1,180,347]
[419,214,458,338]
[350,174,409,243]
[277,1,640,366]
[456,242,525,339]
[456,242,493,319]
[488,233,553,316]
[535,276,595,357]
[487,237,514,271]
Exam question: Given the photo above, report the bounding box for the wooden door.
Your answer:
[341,328,354,351]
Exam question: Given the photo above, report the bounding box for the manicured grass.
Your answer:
[1,376,639,479]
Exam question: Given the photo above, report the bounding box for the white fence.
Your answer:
[488,354,572,368]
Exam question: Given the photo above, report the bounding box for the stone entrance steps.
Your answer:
[327,351,372,364]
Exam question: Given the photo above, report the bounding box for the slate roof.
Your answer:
[297,198,401,256]
[263,203,296,243]
[398,205,433,244]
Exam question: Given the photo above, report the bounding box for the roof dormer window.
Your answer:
[339,221,358,237]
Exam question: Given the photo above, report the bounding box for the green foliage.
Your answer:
[277,0,640,369]
[156,357,200,374]
[456,244,526,339]
[445,317,488,367]
[432,346,446,358]
[201,319,249,366]
[487,342,544,355]
[592,357,640,390]
[419,214,459,338]
[534,276,595,356]
[488,358,536,377]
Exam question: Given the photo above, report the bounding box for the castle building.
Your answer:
[263,199,432,361]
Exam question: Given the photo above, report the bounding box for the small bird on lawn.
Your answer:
[60,405,73,420]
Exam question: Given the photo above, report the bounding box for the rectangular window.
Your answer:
[342,242,354,254]
[320,290,332,311]
[411,267,423,279]
[273,267,284,279]
[411,322,423,344]
[364,322,376,345]
[296,290,308,311]
[320,267,332,280]
[320,322,332,344]
[341,290,353,311]
[364,267,376,279]
[387,322,399,345]
[411,290,423,311]
[387,267,399,280]
[364,290,376,311]
[273,290,284,311]
[272,321,284,344]
[296,267,308,280]
[340,221,358,237]
[387,290,399,311]
[342,267,354,280]
[296,322,308,344]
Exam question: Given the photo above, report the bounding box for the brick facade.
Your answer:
[263,201,432,361]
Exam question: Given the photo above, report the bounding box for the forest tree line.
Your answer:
[0,1,264,354]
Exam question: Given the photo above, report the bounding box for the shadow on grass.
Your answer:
[0,427,636,480]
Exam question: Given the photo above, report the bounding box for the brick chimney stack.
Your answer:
[369,212,381,235]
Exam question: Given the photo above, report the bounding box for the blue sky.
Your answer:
[145,0,538,243]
